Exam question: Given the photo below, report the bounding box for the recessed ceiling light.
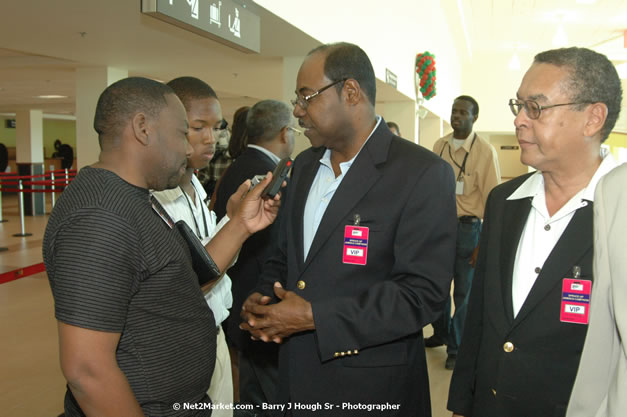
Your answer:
[35,95,68,99]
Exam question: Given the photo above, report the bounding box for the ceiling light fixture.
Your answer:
[508,52,521,71]
[35,95,68,99]
[456,0,472,59]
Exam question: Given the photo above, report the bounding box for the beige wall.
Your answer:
[483,133,528,181]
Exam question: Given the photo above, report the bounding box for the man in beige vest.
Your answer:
[428,95,501,370]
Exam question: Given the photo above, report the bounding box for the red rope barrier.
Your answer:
[1,179,73,186]
[0,188,62,193]
[0,174,59,180]
[0,172,76,181]
[0,263,46,284]
[46,169,77,174]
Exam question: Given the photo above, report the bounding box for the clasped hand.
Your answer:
[240,282,315,343]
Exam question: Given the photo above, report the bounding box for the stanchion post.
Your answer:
[0,178,7,223]
[0,175,7,249]
[12,179,32,237]
[64,168,69,188]
[50,171,56,209]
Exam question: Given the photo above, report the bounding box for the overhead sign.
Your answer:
[385,68,397,89]
[142,0,260,54]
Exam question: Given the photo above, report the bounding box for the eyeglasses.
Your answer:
[508,98,591,120]
[286,126,303,136]
[291,78,347,110]
[213,119,228,131]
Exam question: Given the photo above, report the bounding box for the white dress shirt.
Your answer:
[153,174,233,326]
[302,116,381,260]
[508,153,617,317]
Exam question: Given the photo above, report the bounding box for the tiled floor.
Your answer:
[0,193,454,417]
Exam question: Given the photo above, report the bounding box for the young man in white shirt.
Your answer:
[153,76,239,417]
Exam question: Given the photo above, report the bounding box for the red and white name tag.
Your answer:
[560,278,591,325]
[343,225,369,265]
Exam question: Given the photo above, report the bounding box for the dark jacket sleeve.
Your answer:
[447,188,496,415]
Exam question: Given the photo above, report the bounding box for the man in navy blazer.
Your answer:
[240,42,457,416]
[448,47,622,417]
[213,99,296,409]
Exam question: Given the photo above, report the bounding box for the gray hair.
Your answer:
[534,47,622,141]
[246,100,293,144]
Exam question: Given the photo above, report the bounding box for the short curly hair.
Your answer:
[93,77,172,146]
[534,47,622,141]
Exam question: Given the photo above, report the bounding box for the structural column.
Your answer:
[75,67,128,168]
[377,101,418,144]
[15,109,45,215]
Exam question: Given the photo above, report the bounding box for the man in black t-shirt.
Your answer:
[43,77,281,417]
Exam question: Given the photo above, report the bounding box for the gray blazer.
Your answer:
[567,162,627,417]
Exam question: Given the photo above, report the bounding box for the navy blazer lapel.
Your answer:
[292,148,325,272]
[512,203,593,327]
[500,197,532,324]
[302,125,389,271]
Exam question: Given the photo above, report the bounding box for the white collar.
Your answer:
[247,144,281,164]
[448,131,476,152]
[319,115,382,174]
[507,152,618,202]
[152,174,206,205]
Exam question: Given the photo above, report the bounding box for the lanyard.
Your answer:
[440,134,477,180]
[150,194,175,229]
[179,182,209,239]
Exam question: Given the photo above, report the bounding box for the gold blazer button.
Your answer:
[297,280,306,290]
[503,342,514,353]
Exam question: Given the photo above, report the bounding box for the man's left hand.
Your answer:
[240,282,314,343]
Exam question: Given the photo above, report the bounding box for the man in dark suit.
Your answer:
[448,47,623,417]
[213,99,296,409]
[240,42,457,416]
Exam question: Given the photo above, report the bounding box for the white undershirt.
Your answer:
[152,175,233,326]
[508,153,617,317]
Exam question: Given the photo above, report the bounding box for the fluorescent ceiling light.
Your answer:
[508,53,521,71]
[457,0,472,59]
[576,0,596,4]
[35,95,68,99]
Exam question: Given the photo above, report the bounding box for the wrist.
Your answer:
[304,301,315,330]
[227,215,252,242]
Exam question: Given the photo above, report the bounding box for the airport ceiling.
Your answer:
[0,0,625,116]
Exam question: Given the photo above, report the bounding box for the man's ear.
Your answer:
[279,126,289,144]
[343,79,361,106]
[583,102,607,138]
[132,112,150,146]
